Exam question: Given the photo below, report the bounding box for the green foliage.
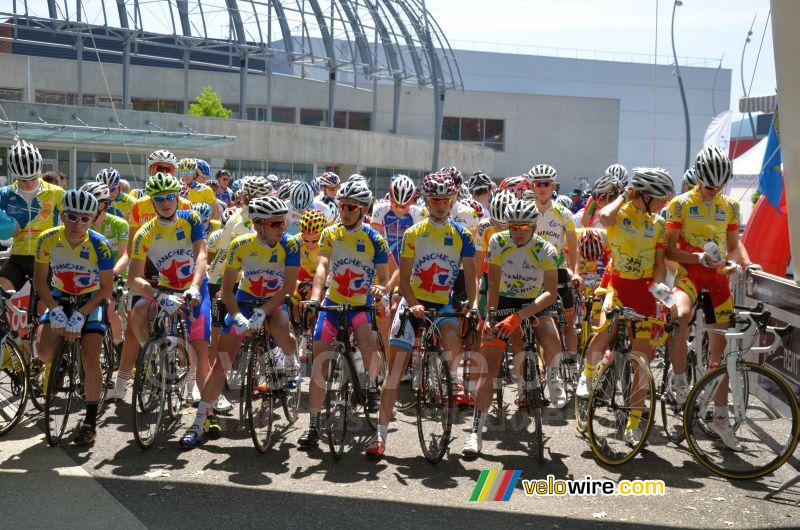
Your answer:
[187,86,231,119]
[751,190,761,205]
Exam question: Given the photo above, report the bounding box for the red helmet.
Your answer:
[422,172,456,197]
[579,229,606,261]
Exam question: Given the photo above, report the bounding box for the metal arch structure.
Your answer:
[0,1,463,166]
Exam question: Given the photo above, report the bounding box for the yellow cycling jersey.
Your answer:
[184,181,217,207]
[210,219,222,233]
[606,201,666,280]
[225,233,300,298]
[291,234,320,280]
[0,180,65,256]
[475,218,500,274]
[131,210,206,290]
[129,195,192,233]
[487,231,558,299]
[319,224,388,305]
[400,218,476,305]
[534,201,575,269]
[665,187,740,256]
[108,191,135,221]
[35,226,114,295]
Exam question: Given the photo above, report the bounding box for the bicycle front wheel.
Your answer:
[0,338,29,437]
[574,353,589,435]
[326,351,352,460]
[587,352,655,466]
[523,353,544,464]
[245,342,276,454]
[45,342,80,446]
[415,351,453,464]
[132,339,167,450]
[684,362,800,480]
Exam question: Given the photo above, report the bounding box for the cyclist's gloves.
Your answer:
[249,308,266,330]
[232,312,250,335]
[157,293,183,315]
[494,313,522,340]
[49,306,68,330]
[66,311,85,335]
[184,285,201,302]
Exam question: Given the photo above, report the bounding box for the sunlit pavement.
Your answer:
[2,383,798,528]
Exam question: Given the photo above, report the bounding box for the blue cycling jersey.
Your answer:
[371,200,425,262]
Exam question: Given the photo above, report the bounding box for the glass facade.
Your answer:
[361,167,425,198]
[0,88,23,101]
[441,116,505,151]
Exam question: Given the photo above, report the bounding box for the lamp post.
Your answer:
[671,0,692,170]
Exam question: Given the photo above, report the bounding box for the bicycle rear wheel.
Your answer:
[523,353,544,464]
[0,338,29,437]
[416,351,453,464]
[684,362,800,479]
[132,339,167,450]
[45,342,79,446]
[659,349,695,444]
[98,334,115,410]
[574,353,589,435]
[245,342,277,453]
[326,350,352,460]
[394,355,417,413]
[587,352,655,465]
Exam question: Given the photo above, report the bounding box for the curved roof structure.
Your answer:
[1,1,462,90]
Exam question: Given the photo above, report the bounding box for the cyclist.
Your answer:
[316,171,340,203]
[297,180,390,448]
[528,163,579,406]
[475,190,515,314]
[182,197,300,447]
[286,181,334,233]
[576,167,673,445]
[292,209,328,357]
[191,203,220,236]
[463,199,559,456]
[664,145,755,450]
[215,169,234,208]
[578,173,620,229]
[177,158,220,220]
[370,172,477,457]
[34,189,114,446]
[195,159,212,185]
[498,175,532,199]
[680,167,697,194]
[128,150,191,241]
[0,140,65,293]
[96,167,135,222]
[81,182,129,348]
[468,171,494,220]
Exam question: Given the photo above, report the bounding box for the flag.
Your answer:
[704,111,732,153]
[757,119,786,214]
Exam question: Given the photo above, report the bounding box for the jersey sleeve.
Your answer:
[34,227,59,264]
[131,224,151,261]
[207,229,223,254]
[371,202,389,230]
[117,217,130,246]
[539,240,559,270]
[186,210,206,242]
[726,197,741,231]
[665,196,682,229]
[399,225,417,259]
[225,235,248,269]
[654,216,667,249]
[283,233,301,267]
[319,226,335,254]
[475,220,490,252]
[457,223,476,258]
[563,206,576,233]
[486,233,503,267]
[90,232,115,270]
[370,229,389,265]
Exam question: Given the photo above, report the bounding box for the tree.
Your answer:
[187,86,231,119]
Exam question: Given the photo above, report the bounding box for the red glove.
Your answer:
[494,313,522,341]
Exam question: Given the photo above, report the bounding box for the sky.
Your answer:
[425,0,775,120]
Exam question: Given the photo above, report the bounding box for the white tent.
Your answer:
[727,136,768,225]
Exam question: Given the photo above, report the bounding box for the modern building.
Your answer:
[0,1,729,195]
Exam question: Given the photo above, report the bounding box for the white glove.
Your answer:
[698,252,716,269]
[49,306,68,329]
[248,308,266,330]
[66,311,85,335]
[184,285,200,302]
[232,313,250,335]
[156,293,183,315]
[746,263,762,271]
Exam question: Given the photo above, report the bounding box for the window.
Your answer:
[223,103,240,116]
[132,98,159,112]
[300,108,326,127]
[334,110,347,129]
[36,90,77,105]
[158,100,181,114]
[271,106,295,124]
[348,112,371,131]
[0,88,22,101]
[460,118,482,142]
[484,119,505,151]
[441,117,504,151]
[442,117,460,141]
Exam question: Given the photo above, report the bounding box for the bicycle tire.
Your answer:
[416,351,453,464]
[246,341,276,454]
[587,351,655,466]
[132,338,167,450]
[326,349,352,460]
[660,347,695,444]
[45,341,78,446]
[0,338,29,438]
[574,353,589,436]
[394,354,418,413]
[98,334,115,410]
[683,362,800,480]
[523,353,545,464]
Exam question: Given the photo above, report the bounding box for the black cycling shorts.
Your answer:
[0,254,34,291]
[557,269,575,310]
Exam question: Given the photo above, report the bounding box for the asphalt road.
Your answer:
[2,379,799,529]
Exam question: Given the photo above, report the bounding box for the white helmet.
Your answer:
[336,180,373,205]
[290,181,314,211]
[243,175,272,199]
[348,173,368,184]
[605,163,628,187]
[555,194,573,210]
[631,167,675,197]
[592,174,619,197]
[62,189,99,215]
[147,149,177,168]
[80,181,111,202]
[528,163,557,181]
[694,144,731,188]
[505,199,540,224]
[7,140,43,181]
[489,189,516,223]
[318,171,340,188]
[248,196,288,219]
[390,175,416,205]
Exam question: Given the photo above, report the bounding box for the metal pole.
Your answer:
[372,76,378,131]
[740,15,758,140]
[266,2,272,122]
[183,49,190,113]
[671,0,691,170]
[423,0,442,171]
[240,53,248,120]
[76,34,83,106]
[328,70,336,127]
[122,38,130,110]
[392,79,401,134]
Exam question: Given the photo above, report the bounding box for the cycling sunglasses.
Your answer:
[509,223,532,231]
[426,196,452,205]
[152,164,175,174]
[253,218,285,228]
[153,193,178,202]
[533,181,552,188]
[338,203,361,212]
[302,236,320,244]
[64,212,92,224]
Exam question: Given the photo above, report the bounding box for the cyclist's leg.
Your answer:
[107,297,123,344]
[298,306,338,445]
[115,298,156,390]
[377,299,418,437]
[202,332,244,405]
[558,269,578,355]
[352,314,378,378]
[475,340,504,412]
[534,316,562,368]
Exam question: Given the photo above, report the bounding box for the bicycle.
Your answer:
[488,307,549,463]
[684,306,799,479]
[241,298,301,453]
[45,298,113,446]
[396,307,476,464]
[585,306,673,465]
[131,299,190,450]
[574,281,607,435]
[0,289,29,437]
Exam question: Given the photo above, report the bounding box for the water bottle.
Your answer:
[649,282,676,308]
[352,348,366,388]
[703,241,723,264]
[382,294,391,317]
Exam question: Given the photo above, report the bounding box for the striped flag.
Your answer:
[469,470,522,501]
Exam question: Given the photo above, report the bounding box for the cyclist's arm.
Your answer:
[486,263,501,312]
[463,256,477,309]
[309,251,331,303]
[375,263,390,291]
[580,199,597,228]
[113,246,129,277]
[727,230,751,267]
[653,247,667,284]
[385,267,400,294]
[127,258,158,298]
[665,227,701,264]
[190,239,208,290]
[518,269,557,320]
[599,193,625,228]
[398,256,421,308]
[474,250,486,285]
[78,269,113,315]
[565,229,579,275]
[220,267,240,316]
[263,265,298,315]
[33,261,58,310]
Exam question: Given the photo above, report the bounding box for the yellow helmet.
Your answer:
[176,157,198,172]
[298,209,327,235]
